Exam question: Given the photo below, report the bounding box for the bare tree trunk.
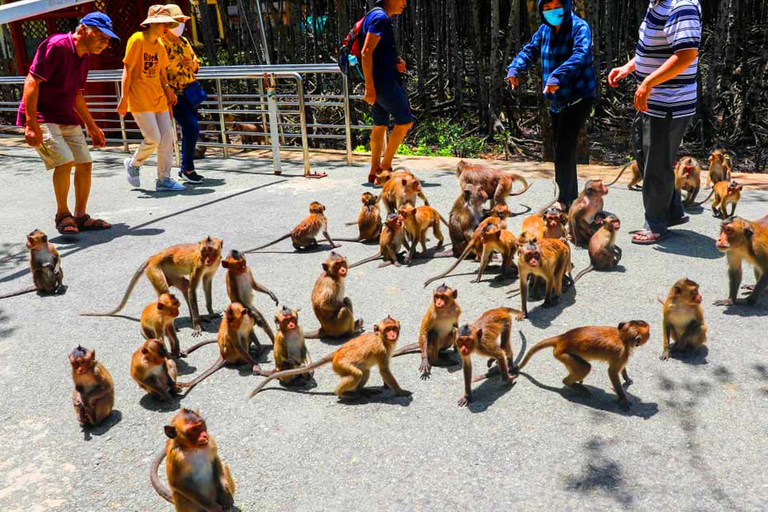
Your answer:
[472,0,487,131]
[489,0,502,125]
[198,0,219,65]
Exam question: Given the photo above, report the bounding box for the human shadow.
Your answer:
[138,187,217,198]
[139,393,182,413]
[652,230,721,259]
[517,372,659,418]
[83,410,123,441]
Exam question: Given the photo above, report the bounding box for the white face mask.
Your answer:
[171,22,185,37]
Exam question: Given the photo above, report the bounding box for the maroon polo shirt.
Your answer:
[17,33,90,126]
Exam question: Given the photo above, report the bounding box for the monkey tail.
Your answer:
[693,187,716,206]
[606,162,633,187]
[334,237,366,243]
[344,221,358,226]
[183,339,218,355]
[423,241,476,287]
[80,261,148,316]
[248,353,334,398]
[0,286,38,300]
[516,337,559,371]
[391,342,420,358]
[348,251,382,269]
[508,176,532,196]
[573,264,594,284]
[177,357,225,393]
[438,213,450,227]
[149,448,174,504]
[503,307,526,321]
[244,232,292,253]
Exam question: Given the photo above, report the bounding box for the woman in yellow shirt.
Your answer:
[117,5,184,192]
[162,4,204,184]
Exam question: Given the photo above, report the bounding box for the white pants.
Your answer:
[131,111,173,179]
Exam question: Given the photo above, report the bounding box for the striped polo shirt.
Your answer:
[635,0,702,118]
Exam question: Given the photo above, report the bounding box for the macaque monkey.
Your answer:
[225,112,264,145]
[520,205,568,244]
[568,180,608,246]
[714,216,768,306]
[249,316,410,400]
[380,173,429,214]
[706,149,732,188]
[475,225,518,282]
[455,160,531,205]
[246,202,340,252]
[306,252,364,338]
[447,185,487,257]
[376,167,429,203]
[674,156,702,206]
[349,213,409,268]
[573,214,622,282]
[516,237,572,318]
[141,293,184,358]
[392,284,461,378]
[710,180,743,218]
[151,409,236,510]
[69,346,114,427]
[398,204,447,262]
[80,236,223,336]
[660,278,707,361]
[0,229,64,299]
[606,160,642,190]
[177,303,265,393]
[515,321,650,410]
[272,306,312,386]
[455,308,523,407]
[131,338,179,401]
[221,250,278,344]
[339,192,382,243]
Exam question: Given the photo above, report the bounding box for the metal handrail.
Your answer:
[0,63,359,175]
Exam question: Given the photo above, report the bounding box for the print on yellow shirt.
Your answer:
[123,32,170,113]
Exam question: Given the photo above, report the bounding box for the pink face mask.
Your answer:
[171,22,185,37]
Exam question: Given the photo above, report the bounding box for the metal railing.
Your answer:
[0,63,370,176]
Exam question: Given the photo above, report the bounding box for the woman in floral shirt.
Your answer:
[162,4,204,184]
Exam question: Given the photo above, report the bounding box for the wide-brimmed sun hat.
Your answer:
[164,4,191,22]
[140,5,180,27]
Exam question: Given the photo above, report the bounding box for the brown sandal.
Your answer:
[55,213,79,235]
[75,214,111,231]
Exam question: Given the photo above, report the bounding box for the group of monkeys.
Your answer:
[2,147,766,511]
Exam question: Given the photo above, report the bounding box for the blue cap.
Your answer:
[80,12,120,41]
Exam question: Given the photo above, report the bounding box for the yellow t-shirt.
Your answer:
[160,35,199,92]
[123,31,170,113]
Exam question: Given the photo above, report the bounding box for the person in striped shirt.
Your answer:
[609,0,702,245]
[506,0,597,209]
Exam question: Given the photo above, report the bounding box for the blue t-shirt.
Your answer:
[361,7,397,83]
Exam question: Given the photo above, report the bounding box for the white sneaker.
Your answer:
[155,178,186,191]
[124,158,140,188]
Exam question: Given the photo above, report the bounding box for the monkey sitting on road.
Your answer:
[568,180,608,246]
[714,216,768,307]
[131,339,179,402]
[660,278,707,361]
[573,213,622,283]
[0,229,64,299]
[306,252,364,338]
[339,192,382,243]
[271,307,312,386]
[69,346,114,427]
[447,185,488,257]
[515,321,650,411]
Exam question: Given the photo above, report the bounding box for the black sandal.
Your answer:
[75,214,111,231]
[55,213,79,235]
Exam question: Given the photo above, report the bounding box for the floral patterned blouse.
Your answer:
[160,35,200,92]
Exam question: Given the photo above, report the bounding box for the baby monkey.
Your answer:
[339,191,382,243]
[661,278,707,361]
[516,321,650,411]
[0,229,64,299]
[131,338,179,402]
[272,306,312,386]
[573,213,622,282]
[69,346,114,427]
[711,180,742,218]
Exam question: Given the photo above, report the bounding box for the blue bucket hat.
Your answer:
[80,12,120,41]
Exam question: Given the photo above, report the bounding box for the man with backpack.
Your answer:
[360,0,412,184]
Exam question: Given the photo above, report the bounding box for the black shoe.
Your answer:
[669,215,689,228]
[179,170,203,184]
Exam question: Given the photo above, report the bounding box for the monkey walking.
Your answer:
[131,339,179,402]
[705,149,733,188]
[573,214,622,283]
[515,321,651,410]
[249,316,410,400]
[392,284,462,379]
[455,160,531,206]
[454,308,524,407]
[380,171,429,214]
[515,237,573,318]
[306,252,364,339]
[245,202,340,252]
[151,409,236,511]
[605,160,642,190]
[398,204,448,263]
[0,230,64,299]
[660,278,707,361]
[69,346,114,427]
[674,156,702,207]
[710,180,742,218]
[714,216,768,307]
[338,192,382,243]
[80,237,223,337]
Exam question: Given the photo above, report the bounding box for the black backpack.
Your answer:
[338,7,384,81]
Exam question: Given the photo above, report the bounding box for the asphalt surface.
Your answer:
[1,144,767,512]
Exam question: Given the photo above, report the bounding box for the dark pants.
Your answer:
[551,98,594,207]
[172,94,200,172]
[633,112,691,234]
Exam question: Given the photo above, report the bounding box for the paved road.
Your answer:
[1,144,767,512]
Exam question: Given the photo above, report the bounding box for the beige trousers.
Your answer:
[131,110,173,179]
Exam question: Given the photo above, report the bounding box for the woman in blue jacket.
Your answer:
[507,0,597,208]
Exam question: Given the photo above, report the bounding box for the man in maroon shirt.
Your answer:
[18,13,119,235]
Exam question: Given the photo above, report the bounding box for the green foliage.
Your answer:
[396,120,486,158]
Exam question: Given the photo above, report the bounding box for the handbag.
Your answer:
[181,81,208,108]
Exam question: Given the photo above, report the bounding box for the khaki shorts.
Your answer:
[36,123,92,170]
